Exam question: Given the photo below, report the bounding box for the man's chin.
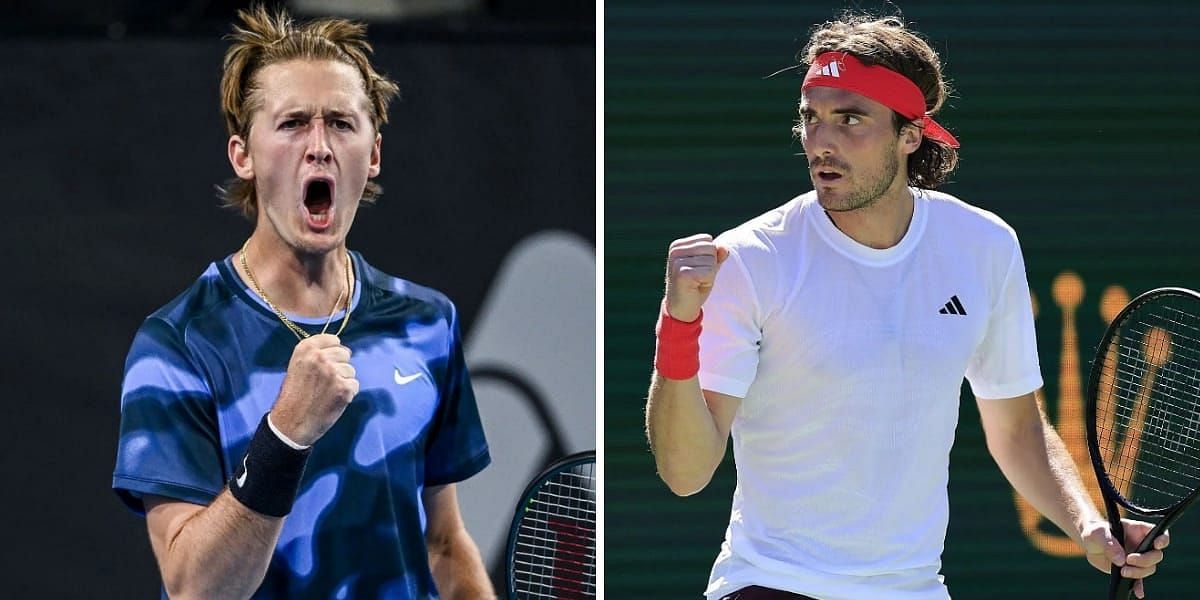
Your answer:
[815,189,853,212]
[816,186,886,213]
[291,230,346,257]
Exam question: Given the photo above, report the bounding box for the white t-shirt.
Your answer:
[700,189,1043,600]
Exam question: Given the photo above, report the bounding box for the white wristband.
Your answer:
[267,413,312,450]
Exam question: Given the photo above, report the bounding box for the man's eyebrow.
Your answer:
[798,105,871,117]
[276,108,361,119]
[277,108,312,120]
[321,109,359,120]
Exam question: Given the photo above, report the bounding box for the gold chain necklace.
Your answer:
[239,240,354,341]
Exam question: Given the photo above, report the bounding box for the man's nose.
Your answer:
[306,119,332,164]
[802,122,836,158]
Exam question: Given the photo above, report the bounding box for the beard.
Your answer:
[814,147,901,213]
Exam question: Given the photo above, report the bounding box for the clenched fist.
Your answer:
[270,334,359,447]
[664,234,729,322]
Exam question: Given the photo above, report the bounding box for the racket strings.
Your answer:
[511,461,596,599]
[1101,361,1200,497]
[1107,328,1200,450]
[1096,296,1200,511]
[1108,376,1200,456]
[1109,350,1200,453]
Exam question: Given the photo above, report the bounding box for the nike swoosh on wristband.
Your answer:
[236,455,248,488]
[394,368,422,385]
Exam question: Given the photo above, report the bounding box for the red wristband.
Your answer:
[654,302,702,380]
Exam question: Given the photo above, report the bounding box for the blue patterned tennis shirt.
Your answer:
[113,252,490,598]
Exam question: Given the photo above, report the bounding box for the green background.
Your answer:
[606,1,1200,597]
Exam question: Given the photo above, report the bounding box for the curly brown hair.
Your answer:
[218,3,400,220]
[796,14,958,189]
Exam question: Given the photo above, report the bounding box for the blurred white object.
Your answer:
[459,230,596,571]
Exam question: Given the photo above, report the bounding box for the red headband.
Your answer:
[802,52,959,149]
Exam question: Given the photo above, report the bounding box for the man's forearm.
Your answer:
[429,528,494,599]
[1043,426,1108,541]
[160,490,284,599]
[645,374,727,495]
[990,412,1103,545]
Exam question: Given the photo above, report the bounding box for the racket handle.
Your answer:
[1109,568,1135,599]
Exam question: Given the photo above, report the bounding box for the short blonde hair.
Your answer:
[218,4,400,220]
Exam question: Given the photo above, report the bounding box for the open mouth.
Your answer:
[816,170,843,182]
[303,179,334,228]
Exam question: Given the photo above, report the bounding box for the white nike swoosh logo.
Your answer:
[236,455,248,488]
[394,369,423,385]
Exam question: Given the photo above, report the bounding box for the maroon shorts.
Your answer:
[720,586,819,600]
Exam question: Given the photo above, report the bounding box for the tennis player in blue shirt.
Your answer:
[112,5,492,598]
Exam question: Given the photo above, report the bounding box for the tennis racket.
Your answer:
[505,450,596,599]
[1085,287,1200,599]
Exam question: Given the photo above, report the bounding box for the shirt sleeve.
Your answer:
[698,248,764,399]
[965,240,1045,399]
[112,317,225,515]
[424,302,491,485]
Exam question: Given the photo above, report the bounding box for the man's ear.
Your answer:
[368,132,382,178]
[229,134,254,180]
[899,123,922,156]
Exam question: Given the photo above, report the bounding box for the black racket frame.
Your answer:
[1085,287,1200,599]
[504,450,596,600]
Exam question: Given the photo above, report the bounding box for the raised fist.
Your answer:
[270,334,359,446]
[664,234,729,323]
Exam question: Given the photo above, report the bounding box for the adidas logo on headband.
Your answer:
[818,62,841,78]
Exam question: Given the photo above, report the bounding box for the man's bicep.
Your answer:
[702,389,741,441]
[144,494,206,570]
[975,390,1041,445]
[422,484,466,546]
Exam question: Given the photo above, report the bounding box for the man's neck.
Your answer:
[825,184,915,250]
[236,233,351,318]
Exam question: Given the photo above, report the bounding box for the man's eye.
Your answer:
[280,119,304,129]
[330,120,353,131]
[843,115,861,125]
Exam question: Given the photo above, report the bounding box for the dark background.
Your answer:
[0,0,593,596]
[606,0,1200,597]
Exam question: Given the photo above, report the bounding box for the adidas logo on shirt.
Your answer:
[819,62,841,77]
[938,295,967,315]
